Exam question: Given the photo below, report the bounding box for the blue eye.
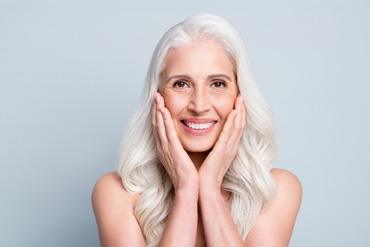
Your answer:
[173,80,189,88]
[212,80,226,88]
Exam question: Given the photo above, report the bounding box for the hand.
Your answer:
[198,95,246,190]
[152,92,199,192]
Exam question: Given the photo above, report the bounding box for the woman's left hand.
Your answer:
[198,95,246,190]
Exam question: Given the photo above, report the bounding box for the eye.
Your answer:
[211,80,226,88]
[173,80,190,88]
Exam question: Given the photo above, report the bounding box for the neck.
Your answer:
[187,151,210,170]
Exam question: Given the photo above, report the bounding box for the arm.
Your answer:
[154,92,200,246]
[91,172,146,247]
[243,168,303,247]
[197,95,246,246]
[198,96,302,246]
[158,186,199,246]
[199,184,244,246]
[91,172,199,247]
[92,93,200,246]
[199,168,303,247]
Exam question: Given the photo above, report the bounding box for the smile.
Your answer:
[180,119,217,136]
[183,121,215,130]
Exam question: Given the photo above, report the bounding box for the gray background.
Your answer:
[1,0,369,246]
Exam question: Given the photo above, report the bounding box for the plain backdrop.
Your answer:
[1,0,369,246]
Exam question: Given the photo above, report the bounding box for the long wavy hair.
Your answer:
[117,13,278,246]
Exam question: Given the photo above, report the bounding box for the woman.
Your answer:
[92,14,302,247]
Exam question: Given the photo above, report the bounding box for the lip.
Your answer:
[181,118,218,124]
[180,119,217,136]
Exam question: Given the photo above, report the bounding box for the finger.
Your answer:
[151,94,157,128]
[225,96,244,142]
[216,109,237,147]
[157,95,181,145]
[235,98,245,152]
[151,94,161,143]
[237,96,243,130]
[238,97,246,141]
[237,96,246,137]
[226,96,241,133]
[156,108,168,147]
[162,106,182,146]
[230,96,242,141]
[158,92,166,112]
[224,96,242,156]
[241,97,246,130]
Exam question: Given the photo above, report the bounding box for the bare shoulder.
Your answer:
[270,168,303,199]
[92,171,140,206]
[91,171,145,247]
[267,167,303,218]
[243,168,303,247]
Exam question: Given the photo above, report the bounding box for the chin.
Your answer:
[181,139,215,152]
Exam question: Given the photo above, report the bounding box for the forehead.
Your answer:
[162,39,236,79]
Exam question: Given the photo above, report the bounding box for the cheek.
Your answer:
[163,95,187,117]
[214,97,235,119]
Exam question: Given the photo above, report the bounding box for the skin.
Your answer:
[152,39,247,246]
[91,38,303,247]
[153,39,244,190]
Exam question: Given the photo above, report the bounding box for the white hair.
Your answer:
[118,13,278,246]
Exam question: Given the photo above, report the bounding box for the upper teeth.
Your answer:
[185,122,215,130]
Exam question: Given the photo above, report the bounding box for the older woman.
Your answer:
[92,14,302,247]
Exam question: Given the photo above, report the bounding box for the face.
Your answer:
[159,39,239,152]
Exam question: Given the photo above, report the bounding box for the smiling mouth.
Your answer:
[180,120,217,130]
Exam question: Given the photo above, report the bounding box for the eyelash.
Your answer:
[173,80,226,88]
[173,80,189,88]
[212,80,226,88]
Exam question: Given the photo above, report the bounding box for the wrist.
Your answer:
[175,178,199,195]
[174,186,199,204]
[199,181,223,200]
[199,184,224,208]
[199,173,222,192]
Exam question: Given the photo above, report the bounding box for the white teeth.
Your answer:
[185,122,214,130]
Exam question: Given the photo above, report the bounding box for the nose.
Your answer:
[187,88,211,114]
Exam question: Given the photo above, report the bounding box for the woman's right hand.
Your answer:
[152,92,199,193]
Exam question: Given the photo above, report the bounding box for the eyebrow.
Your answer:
[166,74,233,83]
